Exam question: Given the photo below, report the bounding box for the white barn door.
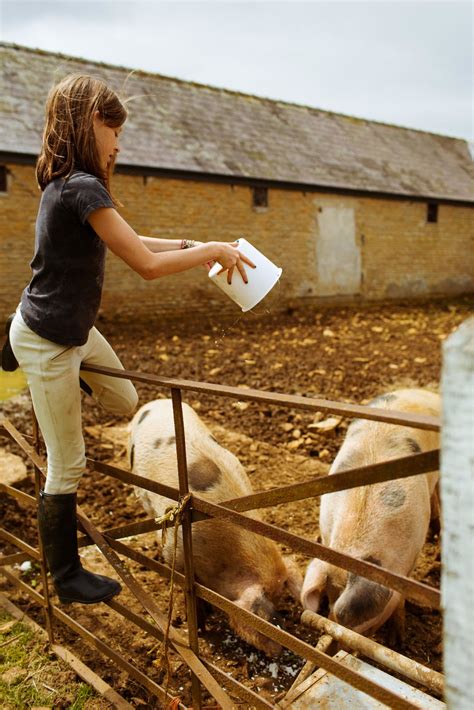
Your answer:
[315,206,361,296]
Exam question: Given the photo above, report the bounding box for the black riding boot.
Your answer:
[37,491,121,604]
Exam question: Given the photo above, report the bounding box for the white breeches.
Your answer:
[9,311,138,494]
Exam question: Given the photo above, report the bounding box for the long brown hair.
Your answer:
[36,74,127,201]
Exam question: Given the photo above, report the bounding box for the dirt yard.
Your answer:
[1,296,471,707]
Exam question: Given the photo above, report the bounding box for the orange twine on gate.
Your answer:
[154,493,191,694]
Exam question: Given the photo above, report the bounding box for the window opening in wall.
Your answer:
[427,202,438,223]
[0,166,7,192]
[252,186,268,208]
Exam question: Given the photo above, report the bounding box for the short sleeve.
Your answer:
[61,172,114,225]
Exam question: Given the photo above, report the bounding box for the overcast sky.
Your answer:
[2,0,472,142]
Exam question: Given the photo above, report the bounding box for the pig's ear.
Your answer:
[301,559,328,611]
[284,557,303,600]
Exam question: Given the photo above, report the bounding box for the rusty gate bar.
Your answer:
[1,508,440,669]
[1,419,440,509]
[0,529,41,561]
[1,418,440,602]
[0,481,36,506]
[0,568,180,705]
[301,609,444,696]
[106,598,274,710]
[90,458,181,501]
[1,489,440,612]
[1,351,444,709]
[0,565,419,710]
[34,446,56,645]
[194,585,422,710]
[75,526,440,699]
[104,537,178,581]
[199,659,274,710]
[75,504,235,708]
[80,364,440,430]
[50,644,134,710]
[0,420,235,708]
[190,496,441,608]
[221,448,440,512]
[100,517,171,539]
[89,448,439,510]
[171,386,202,710]
[0,551,31,566]
[0,593,134,710]
[1,418,46,473]
[2,416,438,609]
[0,443,440,516]
[85,456,440,607]
[1,490,235,707]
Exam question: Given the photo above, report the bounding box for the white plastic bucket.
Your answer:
[208,238,282,312]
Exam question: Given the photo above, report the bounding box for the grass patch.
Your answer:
[0,609,111,709]
[0,369,27,401]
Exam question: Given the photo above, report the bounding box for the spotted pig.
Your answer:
[128,399,302,655]
[301,388,440,638]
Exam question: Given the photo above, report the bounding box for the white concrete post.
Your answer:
[441,316,474,709]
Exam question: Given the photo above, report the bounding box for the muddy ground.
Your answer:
[1,296,472,707]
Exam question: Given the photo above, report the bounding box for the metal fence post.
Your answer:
[31,407,55,644]
[171,387,202,710]
[441,316,474,710]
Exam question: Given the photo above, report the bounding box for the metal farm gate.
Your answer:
[1,363,444,709]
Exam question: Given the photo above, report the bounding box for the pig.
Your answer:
[128,398,302,656]
[301,388,440,639]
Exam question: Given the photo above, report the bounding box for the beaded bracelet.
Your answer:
[180,239,197,249]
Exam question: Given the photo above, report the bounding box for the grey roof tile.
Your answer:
[1,43,472,201]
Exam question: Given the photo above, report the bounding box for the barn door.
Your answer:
[315,206,361,296]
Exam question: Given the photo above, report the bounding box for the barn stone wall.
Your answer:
[1,163,473,323]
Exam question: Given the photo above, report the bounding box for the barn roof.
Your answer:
[1,43,473,202]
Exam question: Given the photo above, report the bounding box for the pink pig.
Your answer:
[301,388,440,638]
[128,398,302,655]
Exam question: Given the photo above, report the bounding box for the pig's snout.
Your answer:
[250,594,276,622]
[270,609,285,628]
[250,595,283,655]
[332,574,394,634]
[231,587,283,656]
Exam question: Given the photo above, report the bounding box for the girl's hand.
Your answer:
[211,241,256,284]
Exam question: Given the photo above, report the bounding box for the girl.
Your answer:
[9,73,254,606]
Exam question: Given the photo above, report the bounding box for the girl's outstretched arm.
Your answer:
[88,207,254,282]
[138,235,198,253]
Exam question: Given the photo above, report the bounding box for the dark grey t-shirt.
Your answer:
[21,171,114,345]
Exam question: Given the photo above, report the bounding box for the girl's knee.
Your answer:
[100,384,138,416]
[122,387,139,416]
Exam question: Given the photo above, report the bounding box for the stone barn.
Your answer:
[1,42,473,323]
